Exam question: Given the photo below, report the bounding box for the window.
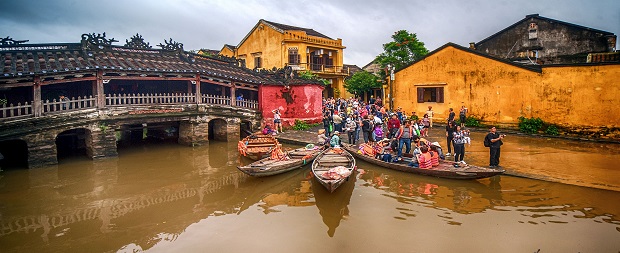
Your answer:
[288,48,300,64]
[254,56,262,68]
[528,22,538,40]
[417,87,444,103]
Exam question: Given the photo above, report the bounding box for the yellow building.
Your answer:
[391,43,620,138]
[220,19,350,98]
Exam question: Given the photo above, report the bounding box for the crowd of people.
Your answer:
[315,97,505,168]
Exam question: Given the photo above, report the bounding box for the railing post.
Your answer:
[230,84,236,107]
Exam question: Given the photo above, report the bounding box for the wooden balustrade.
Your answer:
[0,93,258,120]
[42,96,97,114]
[0,102,33,119]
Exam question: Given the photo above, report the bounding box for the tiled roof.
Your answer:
[262,20,333,40]
[476,14,614,46]
[1,42,272,84]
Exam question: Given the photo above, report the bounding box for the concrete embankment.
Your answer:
[274,126,620,192]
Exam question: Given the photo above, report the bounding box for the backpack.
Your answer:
[483,136,491,147]
[374,127,383,138]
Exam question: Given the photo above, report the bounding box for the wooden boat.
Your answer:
[311,147,356,193]
[237,146,323,177]
[238,134,279,160]
[342,144,504,180]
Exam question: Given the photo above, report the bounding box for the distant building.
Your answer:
[220,19,350,98]
[474,14,617,65]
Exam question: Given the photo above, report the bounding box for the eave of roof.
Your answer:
[476,14,614,47]
[395,42,543,74]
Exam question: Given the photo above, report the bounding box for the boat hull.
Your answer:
[343,144,504,180]
[311,147,356,193]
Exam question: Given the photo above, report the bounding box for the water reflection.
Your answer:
[0,141,619,252]
[357,160,620,228]
[312,172,356,237]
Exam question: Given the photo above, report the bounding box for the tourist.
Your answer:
[352,113,362,144]
[59,95,70,110]
[322,110,332,137]
[448,108,455,123]
[361,115,373,143]
[373,123,384,141]
[452,125,469,164]
[445,121,457,156]
[236,93,244,101]
[317,129,329,146]
[330,131,341,147]
[485,126,505,168]
[422,113,430,137]
[459,105,468,127]
[417,146,433,169]
[417,119,426,137]
[387,114,401,139]
[272,108,283,133]
[262,124,276,135]
[426,106,434,128]
[395,119,414,159]
[344,117,357,144]
[332,112,343,133]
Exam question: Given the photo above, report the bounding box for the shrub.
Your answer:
[464,116,481,127]
[518,116,544,134]
[292,119,318,131]
[545,125,560,136]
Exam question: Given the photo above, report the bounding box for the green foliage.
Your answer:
[344,71,381,95]
[409,114,419,121]
[375,30,429,78]
[464,116,481,127]
[292,119,319,131]
[545,125,560,136]
[98,122,108,132]
[298,70,330,86]
[518,116,544,134]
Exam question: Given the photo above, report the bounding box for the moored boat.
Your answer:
[311,147,356,193]
[238,134,279,160]
[237,145,323,177]
[342,144,504,180]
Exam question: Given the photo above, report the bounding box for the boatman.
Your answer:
[484,126,505,168]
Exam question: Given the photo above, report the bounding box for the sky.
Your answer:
[1,0,618,67]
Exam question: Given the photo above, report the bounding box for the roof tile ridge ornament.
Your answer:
[157,38,184,52]
[124,33,152,49]
[1,36,29,46]
[81,32,118,51]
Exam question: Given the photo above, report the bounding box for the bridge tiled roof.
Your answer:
[1,40,272,84]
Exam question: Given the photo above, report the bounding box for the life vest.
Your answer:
[417,152,433,169]
[430,151,439,167]
[359,143,375,156]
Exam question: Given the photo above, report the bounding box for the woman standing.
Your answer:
[445,121,456,156]
[272,109,283,133]
[459,105,468,127]
[452,125,469,164]
[422,114,431,137]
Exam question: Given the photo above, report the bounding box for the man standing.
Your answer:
[387,114,401,138]
[485,126,505,168]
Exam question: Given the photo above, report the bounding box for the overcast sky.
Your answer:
[1,0,618,66]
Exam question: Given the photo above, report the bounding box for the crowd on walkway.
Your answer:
[315,97,505,168]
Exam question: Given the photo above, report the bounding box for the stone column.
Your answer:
[178,118,209,146]
[226,117,241,141]
[86,122,118,159]
[25,133,58,168]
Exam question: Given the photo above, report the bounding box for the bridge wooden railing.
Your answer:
[0,93,258,120]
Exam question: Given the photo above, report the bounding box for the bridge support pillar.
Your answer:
[86,123,118,159]
[25,135,58,168]
[178,119,209,146]
[226,117,241,141]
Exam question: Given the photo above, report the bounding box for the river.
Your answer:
[0,139,619,252]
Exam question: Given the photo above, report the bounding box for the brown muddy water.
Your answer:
[0,139,619,252]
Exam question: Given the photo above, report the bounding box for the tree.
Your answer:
[375,30,429,75]
[344,71,380,96]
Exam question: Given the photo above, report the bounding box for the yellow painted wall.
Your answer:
[393,45,620,129]
[223,21,348,98]
[219,47,235,57]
